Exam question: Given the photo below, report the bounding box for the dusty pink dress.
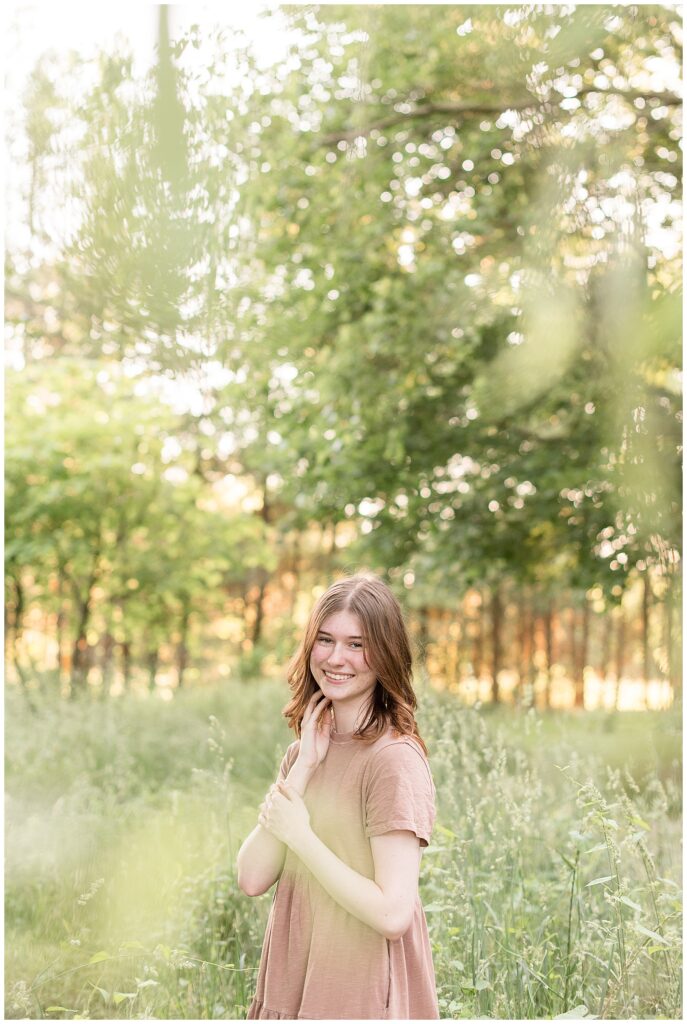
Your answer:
[246,726,439,1020]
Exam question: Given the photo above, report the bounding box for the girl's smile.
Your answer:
[309,609,378,729]
[323,671,354,683]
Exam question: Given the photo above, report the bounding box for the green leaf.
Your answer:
[554,1006,591,1019]
[113,992,137,1005]
[619,894,642,913]
[88,951,110,964]
[635,923,671,946]
[585,875,613,887]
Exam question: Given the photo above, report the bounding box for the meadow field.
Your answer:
[5,680,682,1020]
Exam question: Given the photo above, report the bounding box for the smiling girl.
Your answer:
[236,573,439,1020]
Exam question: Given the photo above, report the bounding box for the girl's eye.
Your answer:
[316,636,363,649]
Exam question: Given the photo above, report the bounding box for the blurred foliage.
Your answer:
[4,2,682,680]
[5,359,276,689]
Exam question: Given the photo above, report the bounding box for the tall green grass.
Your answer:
[5,681,681,1019]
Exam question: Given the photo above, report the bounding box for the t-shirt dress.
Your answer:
[246,725,440,1020]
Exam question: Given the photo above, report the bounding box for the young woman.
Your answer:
[237,573,439,1020]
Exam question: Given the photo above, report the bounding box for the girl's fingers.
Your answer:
[314,698,332,724]
[300,692,319,725]
[302,691,327,727]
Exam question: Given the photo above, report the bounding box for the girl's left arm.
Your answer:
[294,825,421,941]
[260,780,421,941]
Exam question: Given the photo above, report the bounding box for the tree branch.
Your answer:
[318,88,681,146]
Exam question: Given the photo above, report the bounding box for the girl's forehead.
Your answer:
[318,609,364,635]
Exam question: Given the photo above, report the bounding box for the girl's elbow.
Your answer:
[236,859,264,897]
[383,909,414,943]
[238,872,267,897]
[237,873,256,897]
[240,882,264,898]
[237,863,273,897]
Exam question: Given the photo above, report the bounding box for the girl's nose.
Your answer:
[328,643,346,664]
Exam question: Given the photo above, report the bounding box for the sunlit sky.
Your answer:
[4,2,290,87]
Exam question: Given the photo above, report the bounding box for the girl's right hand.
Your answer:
[297,690,333,768]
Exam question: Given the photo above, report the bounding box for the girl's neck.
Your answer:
[332,694,390,736]
[331,700,369,735]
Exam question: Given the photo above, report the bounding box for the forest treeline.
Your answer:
[4,5,682,705]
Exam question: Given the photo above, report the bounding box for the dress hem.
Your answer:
[246,996,390,1020]
[247,997,323,1019]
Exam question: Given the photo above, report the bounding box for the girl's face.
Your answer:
[309,609,377,711]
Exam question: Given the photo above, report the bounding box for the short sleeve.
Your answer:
[276,739,300,784]
[364,740,436,848]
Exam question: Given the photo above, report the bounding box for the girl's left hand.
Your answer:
[258,780,311,850]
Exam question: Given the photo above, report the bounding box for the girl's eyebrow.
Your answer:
[317,630,363,639]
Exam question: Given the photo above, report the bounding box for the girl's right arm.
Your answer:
[236,691,332,897]
[236,758,315,896]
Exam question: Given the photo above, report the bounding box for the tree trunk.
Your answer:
[67,536,103,694]
[177,606,191,689]
[289,533,301,619]
[7,576,37,713]
[249,478,272,649]
[147,648,159,692]
[252,577,268,646]
[4,579,13,664]
[417,606,430,667]
[665,574,681,704]
[452,603,463,687]
[516,591,531,706]
[568,603,578,707]
[490,585,503,704]
[70,597,92,693]
[472,591,484,685]
[641,572,652,701]
[101,632,116,698]
[121,640,132,691]
[7,574,24,676]
[613,608,626,711]
[573,599,590,709]
[543,599,555,709]
[599,607,612,686]
[56,566,67,683]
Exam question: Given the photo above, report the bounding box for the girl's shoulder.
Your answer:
[367,728,429,765]
[362,729,436,796]
[279,738,301,775]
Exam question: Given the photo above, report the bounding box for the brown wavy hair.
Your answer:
[282,572,429,756]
